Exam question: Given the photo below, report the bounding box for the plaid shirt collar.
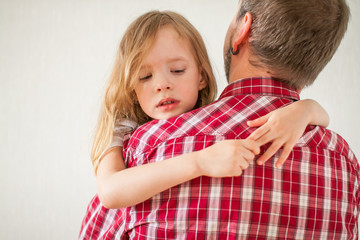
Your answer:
[219,77,300,101]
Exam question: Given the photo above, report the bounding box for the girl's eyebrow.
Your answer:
[139,65,150,71]
[167,57,188,63]
[140,57,188,69]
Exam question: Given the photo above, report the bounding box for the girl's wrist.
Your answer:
[303,99,327,126]
[192,151,205,177]
[303,99,314,125]
[294,99,313,125]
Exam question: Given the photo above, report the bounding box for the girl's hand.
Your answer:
[247,99,329,168]
[196,139,260,177]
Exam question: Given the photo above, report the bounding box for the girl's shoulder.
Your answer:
[114,119,138,132]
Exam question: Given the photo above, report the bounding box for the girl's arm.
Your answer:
[97,139,259,209]
[247,99,329,168]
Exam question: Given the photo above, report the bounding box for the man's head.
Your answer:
[224,0,350,90]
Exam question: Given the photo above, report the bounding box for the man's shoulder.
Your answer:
[297,125,358,165]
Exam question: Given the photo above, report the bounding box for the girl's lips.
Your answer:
[156,98,179,111]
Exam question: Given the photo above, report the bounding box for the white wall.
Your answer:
[0,0,358,239]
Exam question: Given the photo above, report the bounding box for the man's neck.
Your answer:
[229,69,272,84]
[228,45,272,84]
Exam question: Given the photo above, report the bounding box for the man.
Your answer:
[83,0,359,239]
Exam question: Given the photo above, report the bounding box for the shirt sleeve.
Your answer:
[109,119,138,148]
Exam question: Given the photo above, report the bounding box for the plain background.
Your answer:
[0,0,359,239]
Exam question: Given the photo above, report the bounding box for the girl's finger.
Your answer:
[247,114,270,127]
[247,124,270,141]
[256,141,282,165]
[238,160,249,170]
[253,129,278,146]
[275,144,293,168]
[242,139,260,155]
[242,149,255,162]
[234,169,243,177]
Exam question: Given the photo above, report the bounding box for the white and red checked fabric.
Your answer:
[79,77,359,240]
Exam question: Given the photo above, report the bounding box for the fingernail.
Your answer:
[257,160,263,165]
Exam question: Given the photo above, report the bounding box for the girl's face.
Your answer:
[134,26,207,120]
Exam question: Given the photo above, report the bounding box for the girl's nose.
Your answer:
[155,77,172,92]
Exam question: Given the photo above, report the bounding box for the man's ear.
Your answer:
[232,12,252,54]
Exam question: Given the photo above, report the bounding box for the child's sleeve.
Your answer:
[109,119,138,148]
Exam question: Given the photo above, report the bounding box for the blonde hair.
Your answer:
[91,10,217,173]
[237,0,349,89]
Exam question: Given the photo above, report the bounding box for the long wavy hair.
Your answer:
[91,10,217,173]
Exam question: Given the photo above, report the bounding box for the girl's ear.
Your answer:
[131,90,139,103]
[198,71,207,90]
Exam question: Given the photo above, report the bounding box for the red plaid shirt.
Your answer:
[79,77,359,239]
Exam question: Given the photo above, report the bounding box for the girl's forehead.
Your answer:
[143,27,195,60]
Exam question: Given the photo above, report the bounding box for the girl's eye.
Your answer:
[171,69,185,74]
[139,74,152,81]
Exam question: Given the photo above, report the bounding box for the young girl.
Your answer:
[88,11,329,212]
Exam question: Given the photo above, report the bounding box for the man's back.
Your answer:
[122,78,359,239]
